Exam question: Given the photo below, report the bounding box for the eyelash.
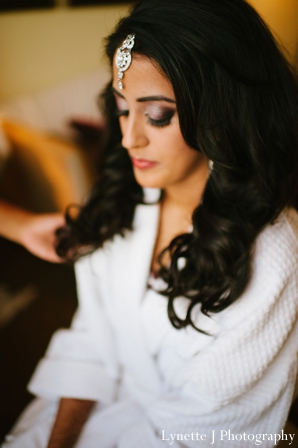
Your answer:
[115,109,174,128]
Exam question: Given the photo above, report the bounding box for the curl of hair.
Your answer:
[56,0,298,331]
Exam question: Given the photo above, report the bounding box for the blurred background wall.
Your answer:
[249,0,298,67]
[0,3,130,102]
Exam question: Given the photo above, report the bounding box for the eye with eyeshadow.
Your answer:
[115,109,129,118]
[113,91,176,128]
[115,107,175,128]
[144,108,175,128]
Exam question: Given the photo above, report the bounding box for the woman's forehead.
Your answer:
[112,54,174,99]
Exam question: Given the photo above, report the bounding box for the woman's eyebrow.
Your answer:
[137,96,176,104]
[112,87,175,104]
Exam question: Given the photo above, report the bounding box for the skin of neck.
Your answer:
[161,154,209,221]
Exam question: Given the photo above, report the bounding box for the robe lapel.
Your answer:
[106,202,162,395]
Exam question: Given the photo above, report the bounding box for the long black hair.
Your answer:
[57,0,298,330]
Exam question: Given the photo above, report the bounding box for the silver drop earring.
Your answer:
[208,159,214,174]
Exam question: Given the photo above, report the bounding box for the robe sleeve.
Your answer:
[28,253,119,403]
[143,267,298,446]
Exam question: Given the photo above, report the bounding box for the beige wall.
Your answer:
[0,1,297,101]
[0,4,130,101]
[249,0,298,66]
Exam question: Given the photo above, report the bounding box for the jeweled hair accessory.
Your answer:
[115,33,136,90]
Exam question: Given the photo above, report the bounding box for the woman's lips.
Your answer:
[131,157,158,170]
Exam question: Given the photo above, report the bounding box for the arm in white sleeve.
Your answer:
[28,252,119,403]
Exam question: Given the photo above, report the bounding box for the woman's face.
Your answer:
[112,54,208,194]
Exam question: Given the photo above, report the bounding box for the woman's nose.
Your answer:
[121,115,148,150]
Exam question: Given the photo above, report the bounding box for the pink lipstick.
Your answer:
[131,157,158,170]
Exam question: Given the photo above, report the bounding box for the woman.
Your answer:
[3,0,298,446]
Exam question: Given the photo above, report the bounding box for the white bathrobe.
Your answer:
[3,198,298,448]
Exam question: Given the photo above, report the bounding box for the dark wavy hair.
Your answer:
[57,0,298,330]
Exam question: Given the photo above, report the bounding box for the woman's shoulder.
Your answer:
[280,207,298,245]
[213,207,298,328]
[254,207,298,275]
[245,206,298,305]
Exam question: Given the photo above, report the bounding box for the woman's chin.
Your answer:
[133,171,165,190]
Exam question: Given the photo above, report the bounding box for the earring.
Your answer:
[208,159,214,174]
